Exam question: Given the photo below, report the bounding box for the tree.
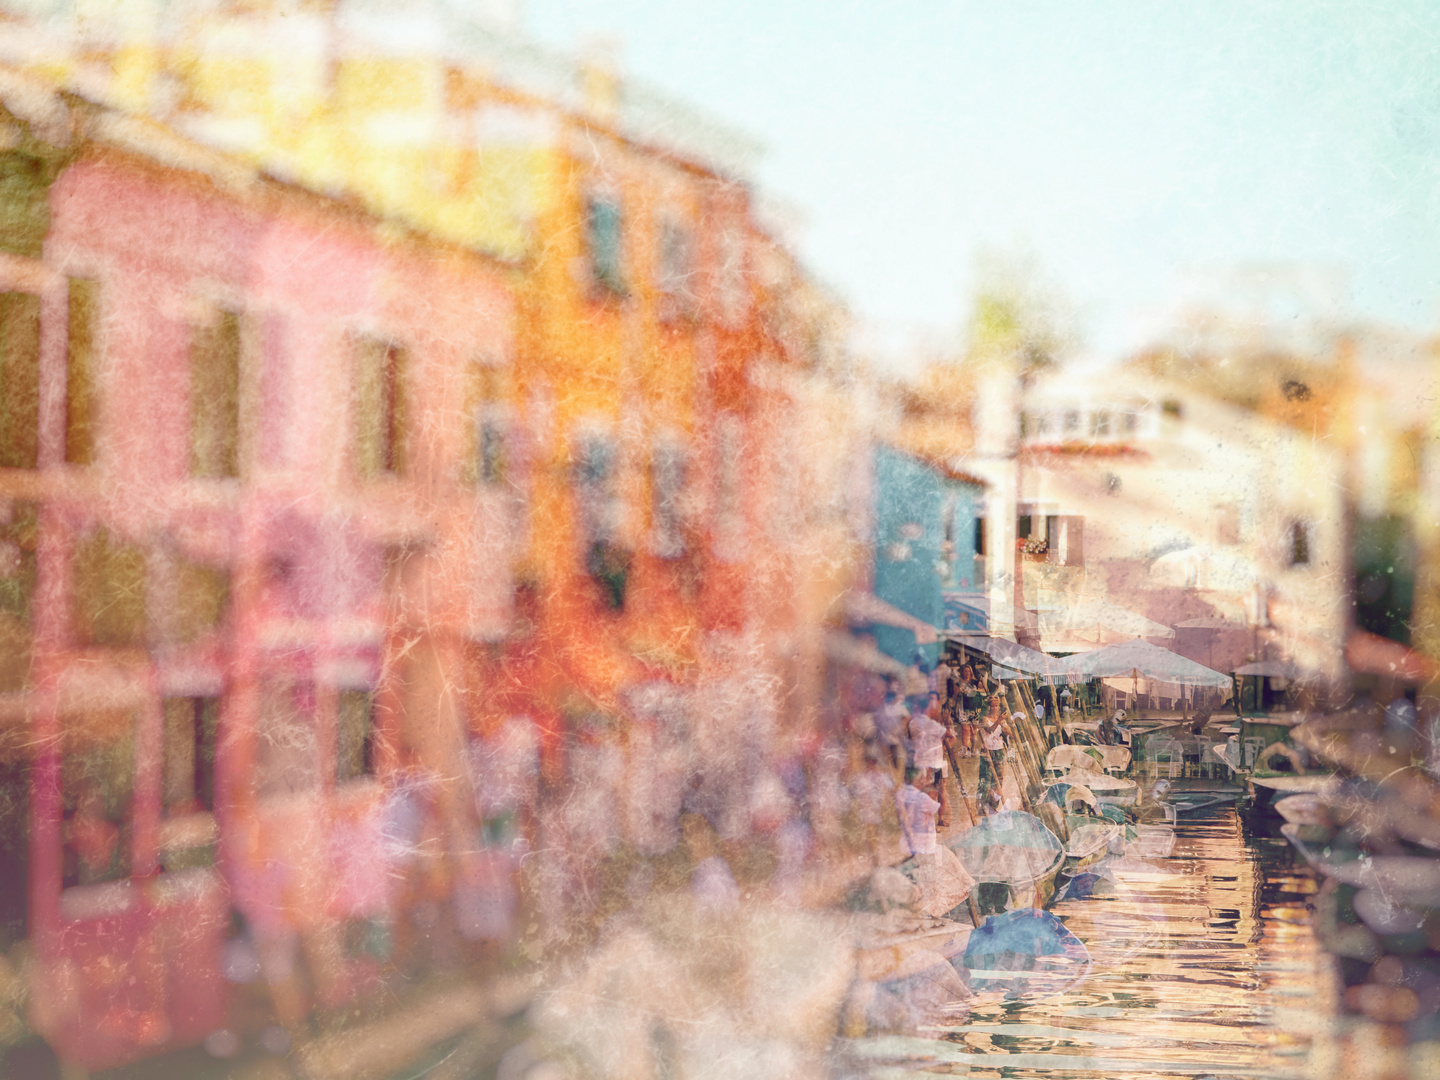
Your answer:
[964,245,1080,383]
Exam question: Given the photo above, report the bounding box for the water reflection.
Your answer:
[846,808,1323,1078]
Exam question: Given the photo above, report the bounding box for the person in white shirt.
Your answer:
[894,768,940,857]
[906,695,951,826]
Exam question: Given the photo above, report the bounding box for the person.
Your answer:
[1189,700,1216,736]
[976,698,1007,811]
[874,677,910,772]
[930,658,952,703]
[894,767,940,857]
[1103,708,1132,747]
[906,698,951,827]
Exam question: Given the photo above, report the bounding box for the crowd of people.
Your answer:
[861,657,1038,862]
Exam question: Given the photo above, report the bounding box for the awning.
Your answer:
[1344,628,1440,684]
[1061,639,1230,687]
[844,590,940,645]
[950,635,1073,680]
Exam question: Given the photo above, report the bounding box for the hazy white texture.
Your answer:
[527,0,1440,369]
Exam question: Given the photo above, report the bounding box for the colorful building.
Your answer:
[0,3,869,1069]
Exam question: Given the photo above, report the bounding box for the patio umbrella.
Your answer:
[1061,639,1230,688]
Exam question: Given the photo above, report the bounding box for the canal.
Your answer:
[843,805,1330,1079]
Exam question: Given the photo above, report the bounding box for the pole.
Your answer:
[945,738,977,827]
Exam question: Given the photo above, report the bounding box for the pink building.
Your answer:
[0,90,514,1069]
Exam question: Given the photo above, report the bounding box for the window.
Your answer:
[169,555,230,644]
[1353,515,1415,645]
[0,501,37,692]
[162,697,219,815]
[650,438,686,559]
[0,150,50,259]
[585,194,626,295]
[1090,410,1111,438]
[1289,520,1311,566]
[476,409,506,485]
[574,431,620,545]
[655,216,694,320]
[0,292,40,469]
[574,431,628,607]
[190,309,241,478]
[353,337,407,478]
[66,278,100,466]
[1121,409,1138,434]
[1063,410,1080,434]
[337,689,377,782]
[71,526,146,647]
[1054,516,1084,567]
[62,726,133,888]
[468,362,507,487]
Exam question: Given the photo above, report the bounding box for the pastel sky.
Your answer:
[525,0,1440,372]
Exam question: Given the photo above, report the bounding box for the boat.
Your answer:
[1162,791,1233,816]
[1273,793,1331,828]
[1044,771,1139,807]
[1124,824,1177,859]
[1279,823,1440,907]
[958,907,1092,998]
[1062,823,1118,875]
[1249,772,1340,810]
[946,811,1065,915]
[1352,888,1429,936]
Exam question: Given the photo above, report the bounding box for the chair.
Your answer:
[1242,737,1266,770]
[1146,739,1182,782]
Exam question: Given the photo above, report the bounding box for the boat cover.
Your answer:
[959,907,1092,996]
[946,811,1064,886]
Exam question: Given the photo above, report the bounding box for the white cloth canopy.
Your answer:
[1061,639,1231,687]
[953,635,1074,680]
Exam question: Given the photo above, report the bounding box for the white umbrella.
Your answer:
[1061,639,1231,688]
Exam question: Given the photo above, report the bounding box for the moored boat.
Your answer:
[1045,771,1139,807]
[1279,822,1440,907]
[1273,793,1331,827]
[958,907,1092,998]
[946,811,1065,914]
[1249,772,1340,810]
[1062,823,1118,875]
